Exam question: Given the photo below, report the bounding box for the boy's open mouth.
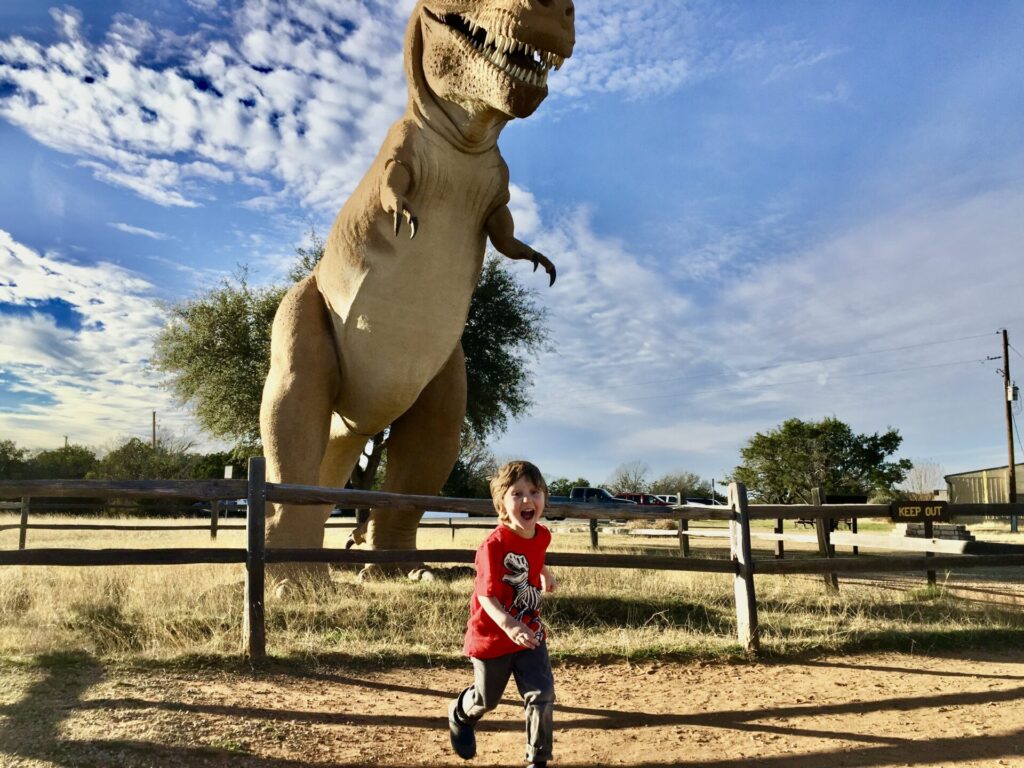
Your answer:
[521,508,536,521]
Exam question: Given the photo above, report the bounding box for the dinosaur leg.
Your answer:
[261,275,345,583]
[362,343,467,579]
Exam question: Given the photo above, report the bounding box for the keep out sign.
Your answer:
[890,500,951,522]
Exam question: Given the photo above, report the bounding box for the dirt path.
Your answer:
[1,651,1023,767]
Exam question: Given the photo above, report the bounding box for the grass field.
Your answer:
[1,514,1022,663]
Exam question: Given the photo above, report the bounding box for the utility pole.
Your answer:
[1002,330,1018,533]
[152,411,157,449]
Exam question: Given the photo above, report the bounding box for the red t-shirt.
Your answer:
[463,524,551,659]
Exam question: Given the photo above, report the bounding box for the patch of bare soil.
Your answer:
[1,650,1023,768]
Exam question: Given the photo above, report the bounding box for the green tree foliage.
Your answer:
[153,237,549,484]
[441,432,498,498]
[546,477,590,497]
[730,417,912,503]
[152,271,283,454]
[462,256,548,440]
[0,439,28,480]
[88,437,214,481]
[27,445,98,480]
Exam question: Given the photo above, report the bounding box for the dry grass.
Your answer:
[1,514,1022,663]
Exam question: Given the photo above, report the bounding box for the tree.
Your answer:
[26,445,98,480]
[153,236,549,486]
[607,461,650,494]
[729,417,911,504]
[547,477,590,497]
[442,432,499,498]
[461,256,548,440]
[901,460,945,501]
[89,436,207,481]
[649,471,711,499]
[0,440,28,480]
[152,270,282,455]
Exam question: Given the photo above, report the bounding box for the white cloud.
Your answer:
[493,184,1024,482]
[108,222,170,240]
[0,230,198,449]
[0,1,814,215]
[0,2,407,211]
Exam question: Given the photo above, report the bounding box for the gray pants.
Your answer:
[457,644,555,763]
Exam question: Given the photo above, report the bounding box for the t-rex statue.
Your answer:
[259,0,576,579]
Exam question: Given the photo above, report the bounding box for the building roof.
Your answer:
[944,462,1024,480]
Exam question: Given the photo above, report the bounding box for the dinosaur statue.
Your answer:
[260,0,576,580]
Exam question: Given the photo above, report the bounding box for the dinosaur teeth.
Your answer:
[450,13,559,84]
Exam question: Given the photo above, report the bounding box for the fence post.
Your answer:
[18,497,29,550]
[729,483,759,654]
[243,457,267,661]
[774,518,784,559]
[589,518,599,549]
[924,519,936,587]
[678,518,690,556]
[811,488,839,593]
[210,499,220,540]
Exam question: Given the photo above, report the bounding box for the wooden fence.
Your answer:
[0,497,491,548]
[3,458,1024,659]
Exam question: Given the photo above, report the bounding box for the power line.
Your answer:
[1009,340,1024,362]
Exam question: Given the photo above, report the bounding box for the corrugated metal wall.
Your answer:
[947,465,1024,503]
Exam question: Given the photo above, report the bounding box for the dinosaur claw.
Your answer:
[393,211,401,237]
[549,267,556,287]
[532,256,539,272]
[409,216,418,239]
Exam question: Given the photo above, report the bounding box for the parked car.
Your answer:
[569,487,637,504]
[683,497,720,507]
[191,498,248,517]
[655,494,680,505]
[617,492,672,507]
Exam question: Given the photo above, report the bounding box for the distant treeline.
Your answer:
[0,437,242,515]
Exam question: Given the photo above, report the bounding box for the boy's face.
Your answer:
[501,476,546,538]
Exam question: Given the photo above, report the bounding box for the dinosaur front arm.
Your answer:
[380,158,418,239]
[485,204,556,286]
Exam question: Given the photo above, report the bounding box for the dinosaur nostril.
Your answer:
[565,1,574,15]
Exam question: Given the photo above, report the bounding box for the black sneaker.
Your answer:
[448,699,476,760]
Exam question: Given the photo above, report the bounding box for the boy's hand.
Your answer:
[540,566,556,593]
[506,620,540,649]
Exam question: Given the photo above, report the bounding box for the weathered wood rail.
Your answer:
[3,461,1023,659]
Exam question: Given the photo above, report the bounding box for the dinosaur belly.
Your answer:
[333,226,483,434]
[316,125,507,436]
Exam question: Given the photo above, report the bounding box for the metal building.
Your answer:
[945,463,1024,504]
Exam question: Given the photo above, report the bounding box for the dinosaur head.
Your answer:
[410,0,575,123]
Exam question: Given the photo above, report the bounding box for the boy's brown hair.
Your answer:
[489,460,548,522]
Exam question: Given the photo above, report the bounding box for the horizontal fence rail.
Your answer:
[3,466,1024,660]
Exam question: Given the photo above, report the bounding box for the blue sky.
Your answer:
[1,1,1023,489]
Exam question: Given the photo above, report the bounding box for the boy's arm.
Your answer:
[540,564,556,592]
[478,595,539,649]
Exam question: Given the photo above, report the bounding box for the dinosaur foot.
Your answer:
[357,562,429,582]
[267,563,335,598]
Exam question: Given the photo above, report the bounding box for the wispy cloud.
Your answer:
[0,3,409,211]
[0,229,196,448]
[108,222,170,240]
[0,2,790,212]
[493,179,1024,480]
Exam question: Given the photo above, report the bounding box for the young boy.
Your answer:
[448,460,557,768]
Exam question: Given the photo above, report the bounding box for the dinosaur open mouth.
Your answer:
[433,11,564,88]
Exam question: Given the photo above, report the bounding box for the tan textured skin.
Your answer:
[259,0,575,578]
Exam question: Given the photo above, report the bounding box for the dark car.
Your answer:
[616,492,672,507]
